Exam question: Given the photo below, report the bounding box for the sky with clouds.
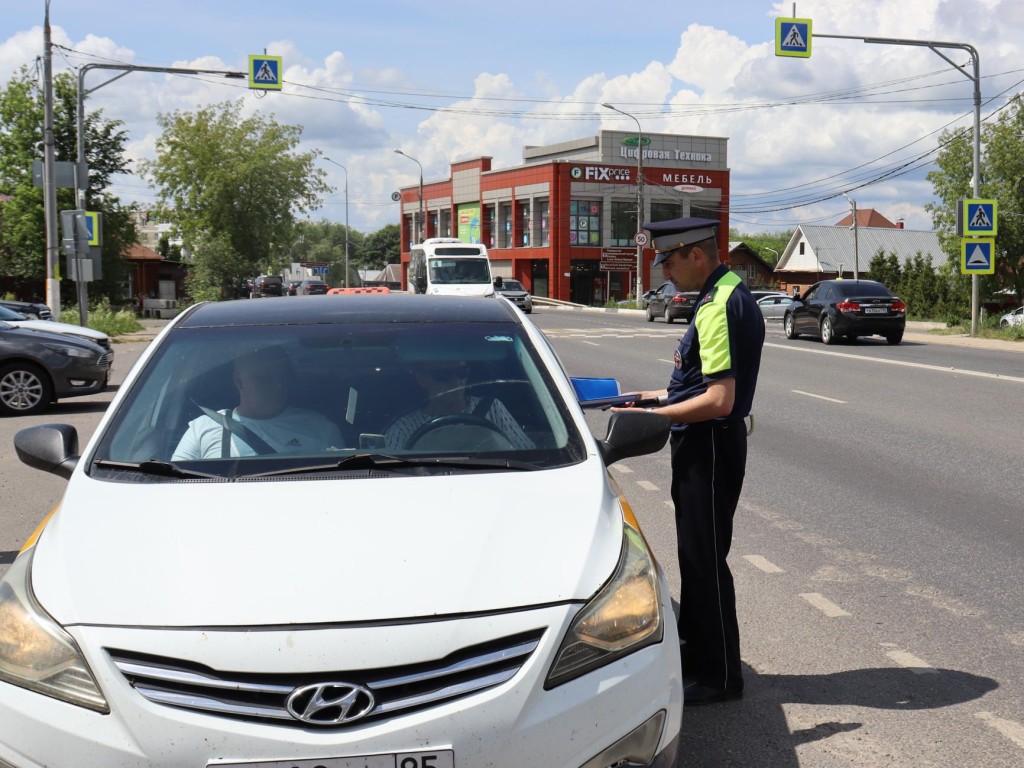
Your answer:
[3,1,1023,235]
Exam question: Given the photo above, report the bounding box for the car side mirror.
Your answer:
[597,411,670,466]
[14,424,80,479]
[792,291,801,301]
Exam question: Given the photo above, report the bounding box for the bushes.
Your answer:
[59,298,142,336]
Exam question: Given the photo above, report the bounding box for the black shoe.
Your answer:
[683,682,743,706]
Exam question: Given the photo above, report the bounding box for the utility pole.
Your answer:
[843,193,859,279]
[42,1,60,318]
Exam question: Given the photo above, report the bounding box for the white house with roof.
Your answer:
[774,224,945,294]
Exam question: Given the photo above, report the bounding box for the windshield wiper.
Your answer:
[249,452,540,478]
[92,459,223,479]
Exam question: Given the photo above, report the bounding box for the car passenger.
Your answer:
[384,361,533,450]
[172,348,343,459]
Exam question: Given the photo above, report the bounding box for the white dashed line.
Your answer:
[885,649,937,673]
[799,592,850,617]
[581,340,600,346]
[611,464,634,474]
[792,389,847,404]
[637,480,660,491]
[976,712,1024,750]
[743,555,785,573]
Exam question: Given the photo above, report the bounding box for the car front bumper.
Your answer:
[0,597,681,767]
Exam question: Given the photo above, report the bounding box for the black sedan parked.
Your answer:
[0,299,53,321]
[645,281,699,323]
[0,321,110,415]
[783,279,906,345]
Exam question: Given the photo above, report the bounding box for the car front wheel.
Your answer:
[784,313,799,339]
[820,316,836,345]
[0,362,53,416]
[664,307,674,324]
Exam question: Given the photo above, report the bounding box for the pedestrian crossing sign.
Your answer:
[960,199,997,236]
[961,238,995,274]
[776,18,812,58]
[248,55,283,91]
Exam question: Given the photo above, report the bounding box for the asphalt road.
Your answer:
[1,310,1022,766]
[535,306,1024,767]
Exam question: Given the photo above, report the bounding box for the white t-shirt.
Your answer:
[172,408,344,460]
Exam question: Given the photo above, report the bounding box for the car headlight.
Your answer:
[545,523,663,688]
[42,343,93,359]
[0,547,109,712]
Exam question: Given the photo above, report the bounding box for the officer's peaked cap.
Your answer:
[645,217,719,266]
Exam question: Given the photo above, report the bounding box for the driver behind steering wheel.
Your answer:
[384,361,534,451]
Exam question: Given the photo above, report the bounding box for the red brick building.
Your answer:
[395,131,731,304]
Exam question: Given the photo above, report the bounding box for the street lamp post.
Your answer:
[393,149,424,245]
[602,103,645,299]
[74,63,245,321]
[322,156,350,287]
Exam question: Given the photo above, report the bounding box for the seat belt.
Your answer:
[195,404,276,456]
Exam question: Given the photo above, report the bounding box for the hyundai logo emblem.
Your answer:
[285,682,376,725]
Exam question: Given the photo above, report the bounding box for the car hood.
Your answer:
[31,460,622,627]
[13,318,109,342]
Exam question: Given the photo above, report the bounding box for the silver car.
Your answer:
[757,294,795,322]
[495,278,533,313]
[998,306,1023,327]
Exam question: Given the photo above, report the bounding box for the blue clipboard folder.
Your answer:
[571,377,639,409]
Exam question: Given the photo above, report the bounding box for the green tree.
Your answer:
[360,224,401,271]
[0,67,136,304]
[141,100,330,296]
[926,95,1024,310]
[730,228,792,269]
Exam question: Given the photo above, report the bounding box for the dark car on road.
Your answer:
[645,281,699,323]
[0,321,110,415]
[297,280,329,295]
[494,278,533,313]
[0,299,53,321]
[252,275,284,297]
[784,279,906,345]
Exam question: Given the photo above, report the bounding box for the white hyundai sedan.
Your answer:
[2,294,682,768]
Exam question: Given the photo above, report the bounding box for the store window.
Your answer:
[486,205,496,248]
[536,200,550,246]
[611,201,637,247]
[569,200,601,247]
[691,204,720,222]
[498,203,513,248]
[439,210,452,238]
[650,202,681,223]
[520,202,531,247]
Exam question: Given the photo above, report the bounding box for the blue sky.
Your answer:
[4,1,1024,234]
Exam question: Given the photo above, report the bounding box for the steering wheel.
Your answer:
[405,414,515,451]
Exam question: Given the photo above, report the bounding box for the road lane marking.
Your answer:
[799,592,850,617]
[976,712,1024,750]
[664,501,675,509]
[766,342,1024,384]
[611,464,634,474]
[637,480,660,491]
[743,555,785,573]
[792,389,847,403]
[885,649,937,673]
[581,340,600,346]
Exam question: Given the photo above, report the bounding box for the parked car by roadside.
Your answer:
[998,306,1023,327]
[784,278,906,345]
[2,295,681,767]
[645,281,699,323]
[0,299,53,321]
[494,277,533,313]
[749,290,789,301]
[0,321,110,415]
[286,280,302,296]
[0,305,113,364]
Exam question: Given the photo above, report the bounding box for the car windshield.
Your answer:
[500,280,524,291]
[0,306,27,321]
[428,257,490,284]
[91,319,586,480]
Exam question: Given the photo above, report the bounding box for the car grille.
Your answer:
[98,352,113,368]
[107,628,544,728]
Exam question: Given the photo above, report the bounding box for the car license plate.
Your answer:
[864,307,887,314]
[215,750,454,768]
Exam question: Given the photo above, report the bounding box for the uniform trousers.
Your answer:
[670,420,747,692]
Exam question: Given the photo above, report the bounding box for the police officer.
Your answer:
[615,217,764,705]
